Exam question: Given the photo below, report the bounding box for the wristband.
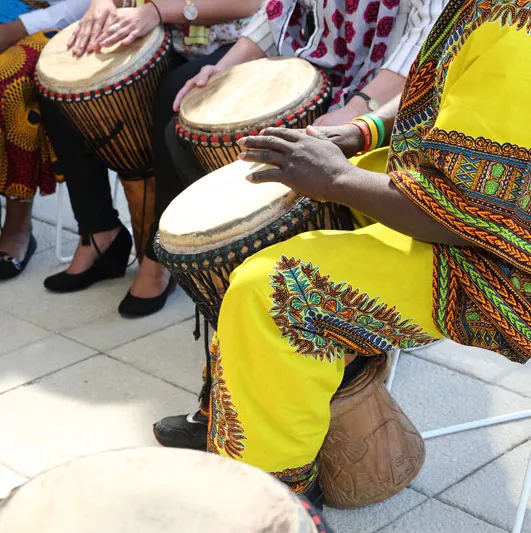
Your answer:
[358,116,378,151]
[348,119,371,154]
[150,1,163,24]
[367,113,386,148]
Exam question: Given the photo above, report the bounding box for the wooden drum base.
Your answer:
[119,175,156,259]
[320,354,425,508]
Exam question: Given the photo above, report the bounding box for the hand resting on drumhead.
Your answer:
[238,127,471,247]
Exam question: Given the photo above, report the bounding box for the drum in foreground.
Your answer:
[0,448,330,533]
[36,17,172,179]
[155,159,352,329]
[175,57,331,173]
[320,354,425,508]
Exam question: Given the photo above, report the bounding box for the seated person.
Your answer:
[40,0,262,317]
[0,0,89,280]
[154,0,531,509]
[41,0,445,317]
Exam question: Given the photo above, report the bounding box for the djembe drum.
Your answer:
[175,57,331,173]
[155,160,352,330]
[36,18,173,255]
[0,448,331,533]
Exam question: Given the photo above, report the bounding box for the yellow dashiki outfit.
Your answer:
[0,1,60,200]
[207,0,531,497]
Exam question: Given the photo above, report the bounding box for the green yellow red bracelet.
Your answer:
[365,113,386,149]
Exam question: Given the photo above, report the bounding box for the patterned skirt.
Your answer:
[0,30,59,200]
[206,149,441,495]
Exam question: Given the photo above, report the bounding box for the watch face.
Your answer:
[368,99,379,112]
[184,4,198,21]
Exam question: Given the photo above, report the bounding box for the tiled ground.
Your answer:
[0,190,530,532]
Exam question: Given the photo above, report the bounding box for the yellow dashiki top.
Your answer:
[388,0,531,363]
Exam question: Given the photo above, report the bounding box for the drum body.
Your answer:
[36,20,173,179]
[319,354,425,508]
[0,448,330,533]
[155,160,352,329]
[175,57,331,173]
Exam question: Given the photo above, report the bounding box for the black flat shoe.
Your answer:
[44,224,132,293]
[0,234,36,281]
[153,410,208,450]
[118,277,176,317]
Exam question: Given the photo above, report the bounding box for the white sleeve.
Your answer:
[240,3,278,57]
[381,0,446,78]
[19,0,91,35]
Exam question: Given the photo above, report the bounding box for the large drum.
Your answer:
[175,57,331,173]
[155,160,353,329]
[36,18,173,254]
[0,448,331,533]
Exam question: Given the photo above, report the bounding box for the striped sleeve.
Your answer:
[382,0,446,77]
[19,0,90,34]
[240,2,278,57]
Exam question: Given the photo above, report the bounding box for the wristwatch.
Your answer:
[183,0,198,21]
[349,91,380,112]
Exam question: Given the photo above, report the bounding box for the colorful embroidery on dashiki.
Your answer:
[388,0,531,363]
[208,339,246,460]
[0,31,59,200]
[271,462,319,495]
[269,256,434,360]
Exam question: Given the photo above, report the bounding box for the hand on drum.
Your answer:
[311,124,365,158]
[238,127,355,202]
[173,65,225,111]
[68,0,117,56]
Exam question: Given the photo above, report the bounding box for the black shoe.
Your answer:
[118,277,176,318]
[153,410,208,450]
[44,224,132,293]
[0,234,36,281]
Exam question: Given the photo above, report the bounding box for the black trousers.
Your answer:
[40,44,232,261]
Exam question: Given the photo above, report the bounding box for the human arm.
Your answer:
[237,127,470,246]
[0,19,27,53]
[18,0,91,35]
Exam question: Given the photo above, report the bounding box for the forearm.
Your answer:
[366,92,402,145]
[0,20,28,52]
[216,37,266,69]
[331,167,471,246]
[154,0,260,26]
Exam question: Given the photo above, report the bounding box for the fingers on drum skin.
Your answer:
[72,23,93,55]
[237,134,291,153]
[247,168,284,184]
[239,149,282,167]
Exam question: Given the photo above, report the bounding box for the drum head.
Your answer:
[159,160,301,254]
[36,16,165,93]
[180,58,322,132]
[0,448,317,533]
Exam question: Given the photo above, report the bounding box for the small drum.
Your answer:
[155,160,353,329]
[0,448,331,533]
[36,20,173,255]
[175,57,331,173]
[320,354,425,508]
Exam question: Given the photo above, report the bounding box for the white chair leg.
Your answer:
[386,349,401,392]
[421,409,531,440]
[513,449,531,533]
[55,182,74,264]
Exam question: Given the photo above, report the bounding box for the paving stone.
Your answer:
[64,287,195,352]
[110,319,206,395]
[0,311,51,357]
[0,355,196,477]
[0,335,95,394]
[407,339,519,386]
[391,355,531,496]
[324,489,427,533]
[0,248,143,332]
[0,464,26,500]
[377,499,506,532]
[439,440,531,533]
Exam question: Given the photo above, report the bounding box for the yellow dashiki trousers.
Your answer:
[206,148,441,495]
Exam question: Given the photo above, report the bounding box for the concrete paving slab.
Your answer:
[391,355,531,496]
[109,318,206,395]
[324,489,427,533]
[377,499,506,533]
[439,440,531,533]
[63,287,194,352]
[0,355,196,477]
[0,464,26,501]
[0,335,96,394]
[0,310,51,357]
